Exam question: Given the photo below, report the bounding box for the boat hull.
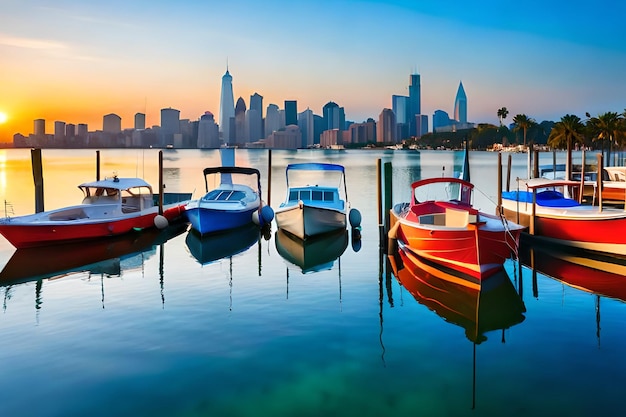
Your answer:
[0,204,186,249]
[185,204,259,236]
[275,204,346,240]
[390,207,521,281]
[501,202,626,255]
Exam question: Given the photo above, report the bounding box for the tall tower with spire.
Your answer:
[454,81,467,124]
[408,73,421,136]
[219,65,235,143]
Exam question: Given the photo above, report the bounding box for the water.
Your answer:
[0,148,624,417]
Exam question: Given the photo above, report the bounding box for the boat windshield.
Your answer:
[413,180,472,205]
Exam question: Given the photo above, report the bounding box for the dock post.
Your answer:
[31,148,44,213]
[377,159,383,247]
[383,161,392,233]
[267,149,272,207]
[533,149,539,178]
[597,153,603,211]
[506,154,512,192]
[158,150,164,215]
[96,150,100,181]
[497,152,502,211]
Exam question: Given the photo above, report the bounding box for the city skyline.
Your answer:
[1,0,626,142]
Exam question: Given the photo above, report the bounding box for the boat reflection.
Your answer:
[275,228,348,273]
[389,243,526,344]
[0,223,188,286]
[185,223,261,265]
[519,239,626,302]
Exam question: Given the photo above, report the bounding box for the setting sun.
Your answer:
[0,112,7,124]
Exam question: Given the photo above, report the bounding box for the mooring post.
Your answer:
[267,149,272,207]
[377,159,383,247]
[31,148,44,213]
[497,152,502,211]
[506,154,512,192]
[383,162,392,235]
[158,150,164,215]
[533,149,539,179]
[96,150,100,181]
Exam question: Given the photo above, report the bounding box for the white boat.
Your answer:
[0,176,189,249]
[274,163,359,240]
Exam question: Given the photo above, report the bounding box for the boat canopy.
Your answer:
[411,177,474,206]
[202,166,261,192]
[286,163,345,173]
[78,177,152,191]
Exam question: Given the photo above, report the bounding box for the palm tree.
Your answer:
[512,114,536,148]
[587,111,625,166]
[548,114,585,180]
[497,107,509,126]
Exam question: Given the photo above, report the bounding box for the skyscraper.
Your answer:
[454,81,467,124]
[247,93,263,142]
[377,108,396,143]
[219,67,235,143]
[134,113,146,130]
[408,73,421,136]
[160,108,180,146]
[322,102,346,131]
[284,100,297,126]
[265,104,281,138]
[234,97,247,144]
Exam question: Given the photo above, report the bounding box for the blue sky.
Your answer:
[1,0,625,138]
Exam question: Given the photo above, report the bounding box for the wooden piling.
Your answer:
[533,149,539,179]
[383,161,392,231]
[158,150,164,215]
[31,148,44,213]
[506,154,512,192]
[597,153,603,211]
[96,150,101,181]
[497,152,502,210]
[377,159,382,246]
[267,149,272,207]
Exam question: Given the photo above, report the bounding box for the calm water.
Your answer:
[0,148,624,417]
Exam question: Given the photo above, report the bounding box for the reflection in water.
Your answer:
[0,224,188,310]
[519,240,626,346]
[275,229,348,274]
[184,223,261,265]
[388,244,526,409]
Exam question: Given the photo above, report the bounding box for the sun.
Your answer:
[0,112,7,124]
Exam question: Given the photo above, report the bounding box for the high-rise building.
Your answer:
[103,114,121,133]
[77,123,88,140]
[160,108,180,146]
[219,67,235,143]
[392,95,409,124]
[349,119,376,144]
[34,119,45,136]
[265,104,281,138]
[454,81,467,124]
[234,97,247,144]
[433,110,451,132]
[284,100,297,126]
[197,111,220,148]
[247,93,263,143]
[377,108,396,143]
[54,121,66,141]
[134,113,146,130]
[322,102,345,131]
[408,73,421,136]
[298,108,315,148]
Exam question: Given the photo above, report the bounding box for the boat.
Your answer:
[0,223,187,285]
[499,178,626,255]
[388,243,526,343]
[518,237,626,303]
[185,222,261,265]
[274,162,360,240]
[184,167,273,236]
[275,228,348,273]
[388,176,524,284]
[0,176,189,249]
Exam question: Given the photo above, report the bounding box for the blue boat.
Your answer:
[274,162,360,240]
[185,167,273,236]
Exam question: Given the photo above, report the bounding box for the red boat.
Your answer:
[389,177,524,284]
[500,178,626,255]
[0,176,189,249]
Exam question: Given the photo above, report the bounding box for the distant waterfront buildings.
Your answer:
[197,111,220,148]
[54,121,66,141]
[267,125,301,149]
[247,93,263,143]
[34,119,45,136]
[134,113,146,130]
[234,97,247,144]
[377,108,397,143]
[284,100,298,126]
[160,108,180,146]
[103,114,121,134]
[408,73,421,137]
[265,104,281,138]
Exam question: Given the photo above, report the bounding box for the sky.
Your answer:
[1,0,626,142]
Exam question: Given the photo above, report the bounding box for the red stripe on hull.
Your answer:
[535,216,626,245]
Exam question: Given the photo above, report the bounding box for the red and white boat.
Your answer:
[389,177,524,284]
[0,176,188,249]
[500,178,626,255]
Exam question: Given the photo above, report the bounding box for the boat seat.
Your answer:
[445,208,470,228]
[49,208,88,221]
